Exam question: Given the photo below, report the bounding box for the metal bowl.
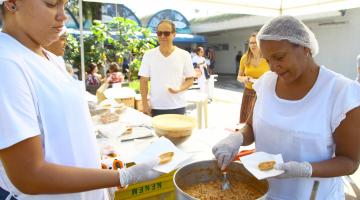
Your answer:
[173,160,268,200]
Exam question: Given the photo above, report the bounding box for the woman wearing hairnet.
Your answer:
[213,15,360,199]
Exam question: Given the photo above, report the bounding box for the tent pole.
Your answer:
[79,0,85,83]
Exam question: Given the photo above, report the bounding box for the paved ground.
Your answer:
[186,74,360,199]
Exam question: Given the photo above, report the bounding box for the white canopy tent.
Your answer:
[188,0,360,16]
[78,0,360,81]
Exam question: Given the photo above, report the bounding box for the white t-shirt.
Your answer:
[252,66,360,199]
[192,55,208,94]
[139,46,195,109]
[0,33,106,200]
[192,55,206,77]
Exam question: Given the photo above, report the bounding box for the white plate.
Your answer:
[240,151,284,180]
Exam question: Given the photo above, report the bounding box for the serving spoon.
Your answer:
[221,171,230,191]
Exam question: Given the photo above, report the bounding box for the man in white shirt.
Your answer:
[139,19,195,117]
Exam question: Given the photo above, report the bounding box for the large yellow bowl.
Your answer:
[152,114,196,144]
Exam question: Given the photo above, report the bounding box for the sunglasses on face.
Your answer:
[156,31,172,37]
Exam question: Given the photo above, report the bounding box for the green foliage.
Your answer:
[129,58,142,81]
[128,79,150,94]
[64,34,80,68]
[128,80,140,94]
[64,17,157,80]
[107,17,157,81]
[83,20,108,65]
[67,0,79,20]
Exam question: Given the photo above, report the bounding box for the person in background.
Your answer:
[97,63,107,79]
[356,54,360,83]
[139,19,195,117]
[192,46,210,98]
[122,57,130,78]
[107,62,124,85]
[0,1,161,199]
[65,63,78,80]
[44,26,67,67]
[207,47,216,75]
[213,15,360,199]
[235,50,242,75]
[44,27,79,81]
[86,63,102,95]
[237,32,270,123]
[190,47,197,59]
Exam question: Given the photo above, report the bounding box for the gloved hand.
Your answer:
[212,133,243,170]
[274,161,312,179]
[118,158,162,187]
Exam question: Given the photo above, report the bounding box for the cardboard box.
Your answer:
[115,170,176,200]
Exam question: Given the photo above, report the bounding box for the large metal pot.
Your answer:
[173,160,268,200]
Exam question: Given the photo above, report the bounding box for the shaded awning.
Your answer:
[148,33,207,44]
[83,0,360,17]
[173,33,207,44]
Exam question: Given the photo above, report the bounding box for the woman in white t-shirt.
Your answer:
[0,1,160,200]
[212,16,360,199]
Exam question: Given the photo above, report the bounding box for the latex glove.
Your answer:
[119,158,162,187]
[212,133,243,170]
[274,161,312,179]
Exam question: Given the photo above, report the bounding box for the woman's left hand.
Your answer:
[274,161,312,179]
[244,76,252,85]
[236,76,242,82]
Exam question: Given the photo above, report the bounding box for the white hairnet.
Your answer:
[257,15,319,57]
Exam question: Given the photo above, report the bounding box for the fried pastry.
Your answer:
[159,152,174,164]
[123,127,132,135]
[258,160,276,171]
[100,112,119,124]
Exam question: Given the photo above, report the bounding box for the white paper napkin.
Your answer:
[240,151,284,180]
[132,137,191,173]
[97,123,128,138]
[119,127,154,141]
